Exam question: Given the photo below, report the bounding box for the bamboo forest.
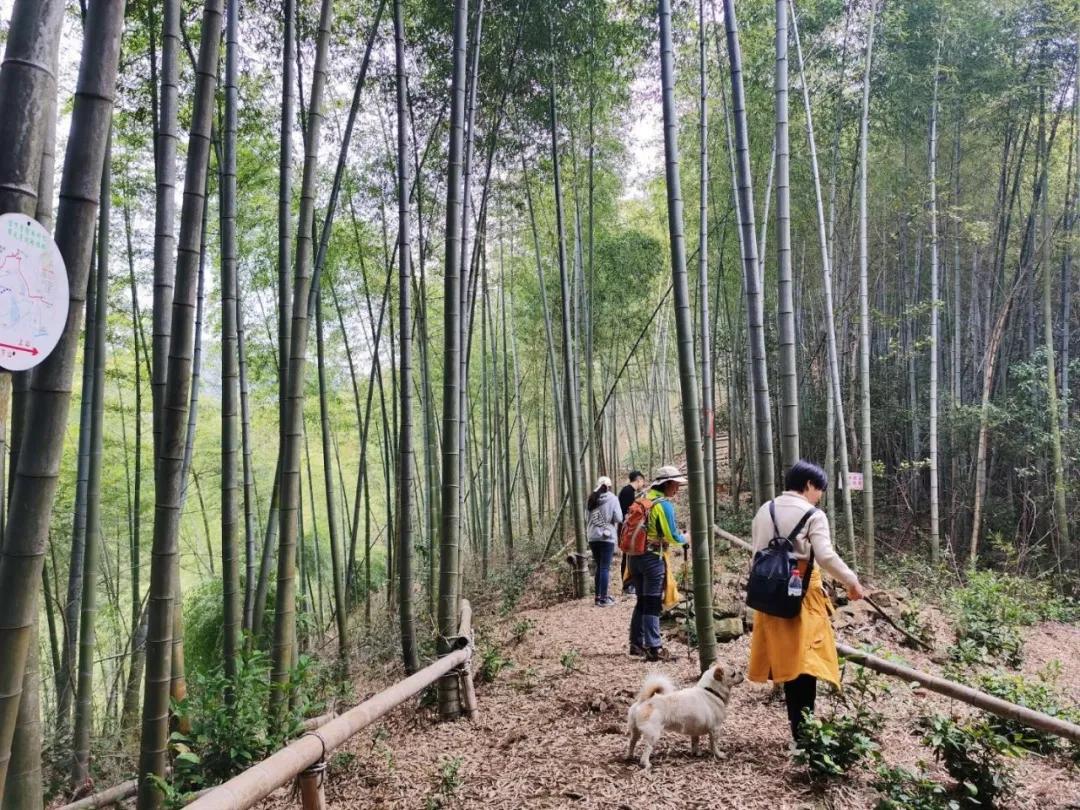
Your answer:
[1,0,1079,807]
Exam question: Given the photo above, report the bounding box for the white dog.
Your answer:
[626,662,743,769]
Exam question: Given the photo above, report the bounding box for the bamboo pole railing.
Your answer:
[836,644,1080,743]
[713,525,1080,744]
[185,600,475,810]
[53,712,341,810]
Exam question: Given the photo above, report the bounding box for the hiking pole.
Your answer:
[864,593,933,652]
[682,545,691,661]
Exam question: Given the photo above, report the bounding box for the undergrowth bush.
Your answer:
[874,764,959,810]
[477,641,512,684]
[975,664,1079,756]
[150,649,323,806]
[919,714,1021,809]
[948,571,1032,668]
[899,605,935,650]
[794,664,884,778]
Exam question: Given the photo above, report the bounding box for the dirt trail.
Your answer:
[260,576,1080,810]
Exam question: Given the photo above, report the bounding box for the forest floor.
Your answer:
[259,550,1080,810]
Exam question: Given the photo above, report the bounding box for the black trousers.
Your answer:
[783,674,817,741]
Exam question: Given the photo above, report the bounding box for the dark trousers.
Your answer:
[783,674,817,741]
[628,553,665,649]
[589,541,614,601]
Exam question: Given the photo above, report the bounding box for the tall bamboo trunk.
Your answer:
[698,0,716,531]
[659,0,716,670]
[221,0,241,687]
[315,292,348,659]
[270,0,335,720]
[721,0,774,500]
[928,56,941,562]
[856,0,878,574]
[0,0,125,795]
[2,6,64,798]
[58,251,96,735]
[437,0,469,720]
[549,62,589,598]
[775,0,799,469]
[788,0,855,553]
[152,0,180,462]
[138,3,223,805]
[1041,134,1070,564]
[394,0,420,675]
[72,134,112,790]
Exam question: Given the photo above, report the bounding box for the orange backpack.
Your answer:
[618,494,655,556]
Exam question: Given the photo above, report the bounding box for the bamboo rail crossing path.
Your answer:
[712,526,1080,745]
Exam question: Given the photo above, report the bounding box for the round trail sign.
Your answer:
[0,212,69,372]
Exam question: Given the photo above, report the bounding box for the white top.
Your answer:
[750,491,859,588]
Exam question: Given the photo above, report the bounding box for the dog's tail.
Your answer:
[635,673,675,703]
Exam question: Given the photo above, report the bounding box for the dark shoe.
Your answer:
[624,584,637,595]
[601,596,616,606]
[629,643,646,657]
[645,647,673,662]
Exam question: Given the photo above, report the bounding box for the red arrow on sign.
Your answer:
[0,342,38,356]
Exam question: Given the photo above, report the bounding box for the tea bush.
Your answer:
[794,664,884,778]
[919,714,1021,808]
[874,764,959,810]
[975,664,1079,755]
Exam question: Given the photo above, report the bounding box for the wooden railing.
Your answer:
[185,599,476,810]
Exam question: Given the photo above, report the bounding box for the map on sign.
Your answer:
[0,213,69,372]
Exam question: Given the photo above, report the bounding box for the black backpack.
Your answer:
[745,501,817,619]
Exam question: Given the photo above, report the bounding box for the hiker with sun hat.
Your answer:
[621,464,689,662]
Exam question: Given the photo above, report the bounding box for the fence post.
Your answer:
[297,761,326,810]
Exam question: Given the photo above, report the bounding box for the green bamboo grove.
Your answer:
[0,0,1076,804]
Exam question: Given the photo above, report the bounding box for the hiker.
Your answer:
[625,465,689,662]
[617,471,646,594]
[747,460,866,745]
[586,476,623,607]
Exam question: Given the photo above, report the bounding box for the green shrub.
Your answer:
[975,664,1079,755]
[425,755,464,809]
[794,712,880,777]
[794,665,884,778]
[477,642,512,684]
[874,764,959,810]
[948,571,1031,668]
[899,605,935,650]
[560,648,581,673]
[160,649,321,800]
[919,714,1020,808]
[510,618,535,645]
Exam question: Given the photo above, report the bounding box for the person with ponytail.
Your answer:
[586,476,623,606]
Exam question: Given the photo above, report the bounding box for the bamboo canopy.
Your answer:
[713,525,1080,744]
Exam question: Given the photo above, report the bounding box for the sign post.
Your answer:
[0,213,69,371]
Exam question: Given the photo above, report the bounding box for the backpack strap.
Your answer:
[787,507,817,543]
[789,507,817,582]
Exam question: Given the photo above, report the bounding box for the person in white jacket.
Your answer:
[586,476,623,606]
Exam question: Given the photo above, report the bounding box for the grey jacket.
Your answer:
[586,491,623,543]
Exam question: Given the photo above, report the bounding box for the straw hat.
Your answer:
[650,464,688,488]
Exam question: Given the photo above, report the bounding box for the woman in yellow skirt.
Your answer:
[748,461,866,742]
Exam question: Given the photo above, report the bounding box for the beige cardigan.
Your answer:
[750,491,859,589]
